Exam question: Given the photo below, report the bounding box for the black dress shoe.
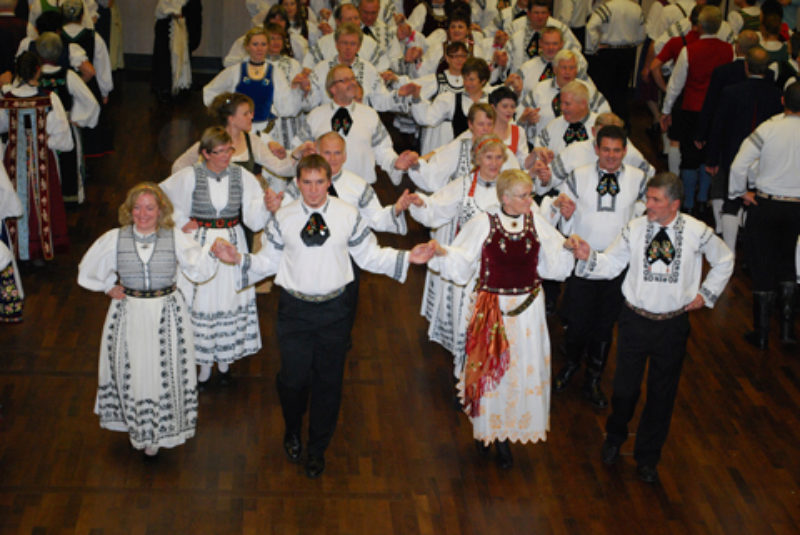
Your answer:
[218,371,234,387]
[582,379,608,409]
[474,440,491,458]
[553,362,579,392]
[601,439,620,465]
[637,464,659,484]
[305,454,325,478]
[495,440,513,469]
[283,432,302,463]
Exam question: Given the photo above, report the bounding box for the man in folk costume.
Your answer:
[534,80,598,158]
[505,0,581,73]
[729,82,800,349]
[572,172,733,484]
[548,125,647,409]
[308,23,420,112]
[226,155,436,478]
[517,49,607,146]
[584,0,646,126]
[304,64,419,185]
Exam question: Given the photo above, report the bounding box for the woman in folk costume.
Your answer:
[159,126,270,388]
[222,23,314,180]
[204,26,306,136]
[490,85,530,168]
[0,51,72,263]
[412,40,468,156]
[408,135,513,361]
[171,92,304,180]
[78,183,237,457]
[429,170,575,469]
[35,31,99,204]
[0,160,24,322]
[151,0,202,101]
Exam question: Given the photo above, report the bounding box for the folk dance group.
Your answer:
[6,0,799,484]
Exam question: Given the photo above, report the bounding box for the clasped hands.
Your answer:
[210,237,241,265]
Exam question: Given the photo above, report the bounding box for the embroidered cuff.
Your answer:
[575,249,597,277]
[699,285,717,307]
[394,250,409,282]
[240,253,252,289]
[391,206,408,235]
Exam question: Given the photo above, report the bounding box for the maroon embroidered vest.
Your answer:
[477,213,541,295]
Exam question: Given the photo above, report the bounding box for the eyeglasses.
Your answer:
[210,147,235,155]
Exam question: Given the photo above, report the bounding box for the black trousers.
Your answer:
[563,272,625,349]
[275,288,352,457]
[605,307,690,467]
[587,47,637,126]
[744,197,800,291]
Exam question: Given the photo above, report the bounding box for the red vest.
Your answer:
[682,37,733,112]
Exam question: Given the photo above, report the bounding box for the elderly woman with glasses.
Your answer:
[160,126,271,388]
[429,169,576,470]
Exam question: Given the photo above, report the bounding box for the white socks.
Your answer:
[721,212,741,253]
[198,364,212,383]
[711,199,724,234]
[666,142,681,175]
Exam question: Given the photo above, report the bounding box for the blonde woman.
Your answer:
[78,183,237,456]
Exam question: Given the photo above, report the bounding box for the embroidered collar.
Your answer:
[301,197,330,215]
[133,229,158,244]
[204,165,229,182]
[331,101,356,113]
[249,60,266,66]
[477,172,496,187]
[597,163,624,177]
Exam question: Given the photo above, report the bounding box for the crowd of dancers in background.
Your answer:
[1,0,798,483]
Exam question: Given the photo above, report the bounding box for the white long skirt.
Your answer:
[94,292,198,450]
[179,224,261,365]
[456,292,551,445]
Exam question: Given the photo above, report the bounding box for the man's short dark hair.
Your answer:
[595,125,627,148]
[647,172,684,203]
[530,0,552,10]
[297,154,331,180]
[784,81,800,112]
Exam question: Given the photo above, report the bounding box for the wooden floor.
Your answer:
[1,71,799,535]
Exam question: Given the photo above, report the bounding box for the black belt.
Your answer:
[122,284,177,298]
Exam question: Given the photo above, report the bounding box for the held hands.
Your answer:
[492,50,509,68]
[398,82,422,99]
[268,141,287,159]
[533,147,554,164]
[107,285,125,300]
[264,188,285,214]
[564,235,591,260]
[553,193,576,220]
[291,71,312,93]
[494,30,509,48]
[518,107,540,126]
[409,240,439,264]
[659,113,671,132]
[397,22,412,42]
[211,238,241,265]
[182,220,199,233]
[394,150,420,171]
[404,46,424,64]
[292,140,317,160]
[394,189,424,215]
